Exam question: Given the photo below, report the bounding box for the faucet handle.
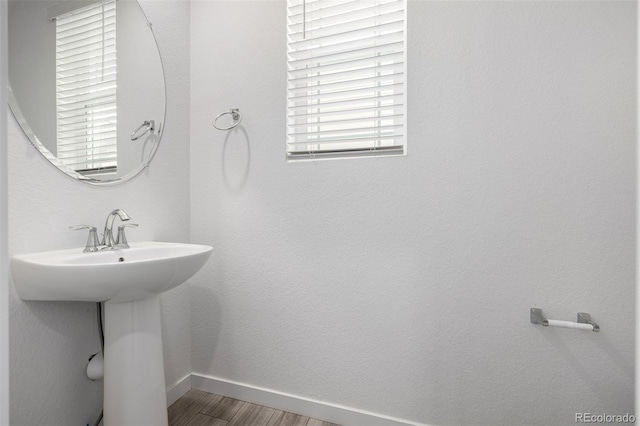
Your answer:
[70,225,100,253]
[115,224,138,249]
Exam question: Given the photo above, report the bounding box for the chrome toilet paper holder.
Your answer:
[530,308,599,332]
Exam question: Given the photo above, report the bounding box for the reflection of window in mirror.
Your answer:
[54,0,117,175]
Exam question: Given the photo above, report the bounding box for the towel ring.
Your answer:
[130,120,155,141]
[213,109,242,131]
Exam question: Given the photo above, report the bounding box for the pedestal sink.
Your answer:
[10,241,213,426]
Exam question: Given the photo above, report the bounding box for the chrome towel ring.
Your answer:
[213,108,242,130]
[130,120,155,141]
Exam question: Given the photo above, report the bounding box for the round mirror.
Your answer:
[8,0,166,185]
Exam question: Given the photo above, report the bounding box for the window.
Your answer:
[54,0,117,174]
[286,0,406,161]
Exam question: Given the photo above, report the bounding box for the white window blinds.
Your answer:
[287,0,406,160]
[55,0,117,173]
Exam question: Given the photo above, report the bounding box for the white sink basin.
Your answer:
[10,241,213,302]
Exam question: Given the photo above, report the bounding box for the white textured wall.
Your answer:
[190,1,636,425]
[7,1,190,425]
[1,0,10,423]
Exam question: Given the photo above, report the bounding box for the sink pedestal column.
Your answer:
[104,295,168,426]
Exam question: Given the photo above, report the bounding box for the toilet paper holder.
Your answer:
[530,308,599,332]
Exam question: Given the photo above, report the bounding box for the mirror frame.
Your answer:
[7,0,167,186]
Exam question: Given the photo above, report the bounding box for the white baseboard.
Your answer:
[190,373,429,426]
[166,374,192,407]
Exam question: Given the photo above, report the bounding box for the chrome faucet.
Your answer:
[101,209,133,249]
[71,209,138,252]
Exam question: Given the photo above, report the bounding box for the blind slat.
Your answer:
[58,113,117,127]
[57,78,116,96]
[57,24,115,46]
[289,63,403,87]
[57,40,116,62]
[288,125,403,141]
[56,53,117,75]
[288,30,403,61]
[289,82,403,103]
[58,148,117,157]
[289,72,403,95]
[56,64,116,85]
[58,147,117,156]
[288,103,404,120]
[288,19,403,48]
[288,92,403,112]
[287,133,401,145]
[288,1,403,33]
[56,33,116,58]
[57,124,117,137]
[288,41,403,70]
[57,101,118,116]
[57,132,117,145]
[57,15,116,39]
[58,109,116,123]
[289,112,402,125]
[57,71,117,91]
[288,0,359,17]
[289,0,400,19]
[288,51,403,79]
